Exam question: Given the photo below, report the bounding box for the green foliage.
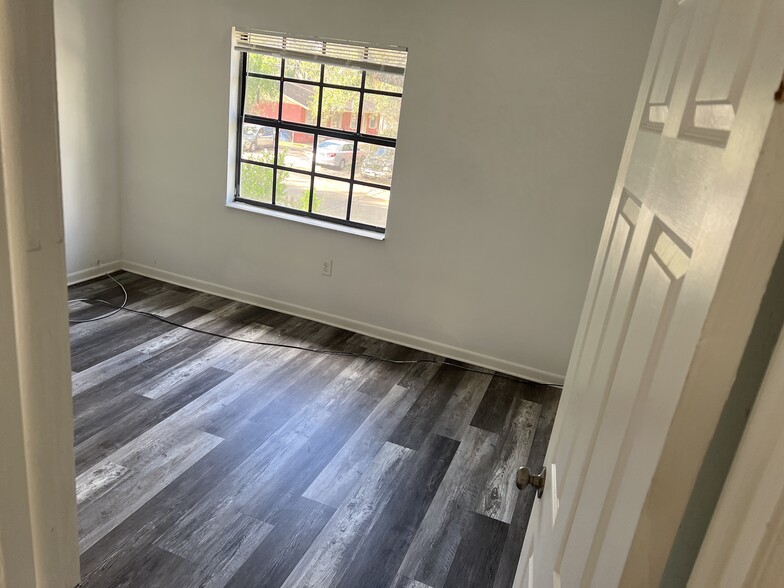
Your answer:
[310,66,403,134]
[363,94,401,137]
[313,193,323,211]
[247,54,281,76]
[365,71,404,93]
[319,88,359,127]
[245,77,278,115]
[285,59,321,81]
[363,72,403,135]
[243,54,404,137]
[245,55,281,114]
[240,147,291,204]
[325,65,361,87]
[293,188,314,212]
[239,164,273,203]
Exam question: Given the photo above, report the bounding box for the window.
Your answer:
[232,29,408,233]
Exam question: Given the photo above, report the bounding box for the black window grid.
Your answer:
[234,52,402,232]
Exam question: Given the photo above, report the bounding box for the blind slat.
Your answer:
[233,27,407,75]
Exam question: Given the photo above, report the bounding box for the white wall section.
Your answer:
[55,0,122,277]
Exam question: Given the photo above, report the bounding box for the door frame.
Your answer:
[0,0,81,585]
[689,288,784,585]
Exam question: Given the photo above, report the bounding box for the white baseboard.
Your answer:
[67,260,123,285]
[119,260,566,386]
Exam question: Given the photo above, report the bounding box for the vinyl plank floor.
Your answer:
[70,300,237,395]
[281,442,416,588]
[81,544,194,588]
[398,426,499,587]
[155,493,274,586]
[434,371,494,440]
[303,383,421,509]
[70,294,205,370]
[74,366,232,475]
[443,512,510,588]
[77,424,223,552]
[388,365,467,450]
[225,497,336,588]
[334,434,460,588]
[70,272,561,587]
[476,395,542,523]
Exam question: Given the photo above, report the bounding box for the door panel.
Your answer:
[551,192,640,493]
[556,205,648,503]
[560,226,690,586]
[681,0,768,143]
[642,1,696,132]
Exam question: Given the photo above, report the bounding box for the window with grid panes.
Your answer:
[233,30,407,232]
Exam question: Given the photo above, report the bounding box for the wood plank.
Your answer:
[69,292,204,366]
[224,387,376,523]
[70,298,246,395]
[355,344,423,398]
[67,289,153,342]
[76,461,128,504]
[74,367,233,475]
[397,425,499,587]
[70,301,233,395]
[202,326,364,439]
[68,274,163,325]
[433,371,494,440]
[476,395,541,523]
[155,495,273,587]
[303,384,421,509]
[281,442,415,588]
[134,321,271,399]
[68,286,159,326]
[68,271,142,299]
[442,512,509,588]
[77,426,223,552]
[80,544,194,588]
[334,434,460,588]
[72,305,269,444]
[70,305,208,372]
[73,390,150,449]
[79,414,295,579]
[470,376,520,434]
[225,497,336,588]
[396,359,442,391]
[195,332,357,440]
[391,574,434,588]
[388,366,466,450]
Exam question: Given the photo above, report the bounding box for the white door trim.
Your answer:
[0,0,81,585]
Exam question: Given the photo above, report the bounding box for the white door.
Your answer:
[515,0,784,585]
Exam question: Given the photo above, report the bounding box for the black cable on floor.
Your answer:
[69,275,563,388]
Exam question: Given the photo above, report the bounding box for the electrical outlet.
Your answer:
[322,260,333,277]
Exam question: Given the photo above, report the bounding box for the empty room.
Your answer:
[2,0,784,586]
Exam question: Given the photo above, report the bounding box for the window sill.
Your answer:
[225,200,386,240]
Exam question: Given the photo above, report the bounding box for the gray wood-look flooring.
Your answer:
[70,272,561,588]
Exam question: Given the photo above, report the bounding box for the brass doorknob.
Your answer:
[516,466,546,498]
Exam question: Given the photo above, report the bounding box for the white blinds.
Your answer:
[232,27,407,75]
